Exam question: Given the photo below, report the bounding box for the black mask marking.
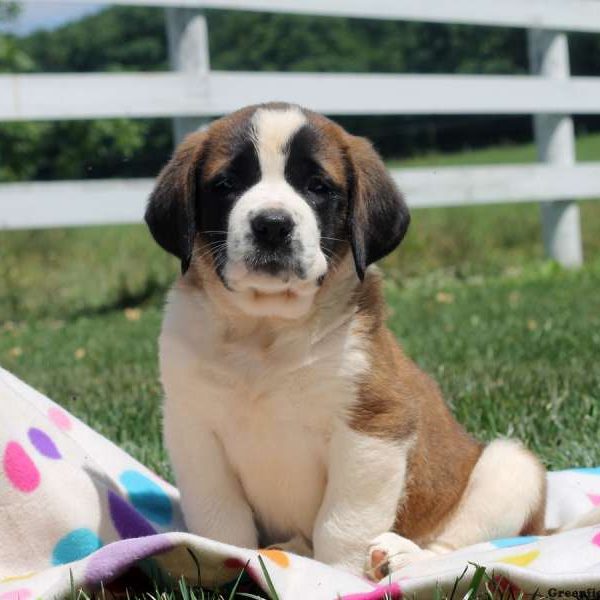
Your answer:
[198,138,260,282]
[284,125,348,264]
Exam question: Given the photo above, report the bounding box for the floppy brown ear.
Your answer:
[144,131,206,274]
[345,135,410,280]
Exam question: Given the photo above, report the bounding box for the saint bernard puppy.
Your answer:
[145,102,546,579]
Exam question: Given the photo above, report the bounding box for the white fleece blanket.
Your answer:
[1,366,599,600]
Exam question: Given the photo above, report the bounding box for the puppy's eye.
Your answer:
[306,175,331,195]
[214,174,238,192]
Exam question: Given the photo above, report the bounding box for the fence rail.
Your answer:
[27,0,600,33]
[2,0,600,267]
[3,73,600,121]
[3,164,600,230]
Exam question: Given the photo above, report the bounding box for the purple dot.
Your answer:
[84,534,173,587]
[28,427,61,459]
[108,491,157,539]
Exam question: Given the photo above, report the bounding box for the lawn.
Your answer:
[1,135,599,597]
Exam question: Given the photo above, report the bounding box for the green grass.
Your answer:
[1,134,600,598]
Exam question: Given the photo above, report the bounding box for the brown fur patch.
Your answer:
[348,270,484,545]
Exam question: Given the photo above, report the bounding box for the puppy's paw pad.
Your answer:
[366,533,434,581]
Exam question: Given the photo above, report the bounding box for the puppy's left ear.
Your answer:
[345,134,410,280]
[145,131,206,274]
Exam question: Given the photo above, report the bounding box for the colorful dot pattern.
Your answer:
[108,490,157,539]
[2,369,600,600]
[47,407,72,431]
[52,528,103,566]
[3,442,40,493]
[570,467,600,476]
[0,588,32,600]
[490,536,539,549]
[28,428,61,459]
[499,548,541,567]
[119,470,172,526]
[258,549,290,568]
[587,493,600,506]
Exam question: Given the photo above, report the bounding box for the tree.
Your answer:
[0,1,35,72]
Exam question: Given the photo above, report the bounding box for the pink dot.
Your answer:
[587,494,600,507]
[593,531,600,547]
[0,588,32,600]
[3,442,40,493]
[48,406,72,431]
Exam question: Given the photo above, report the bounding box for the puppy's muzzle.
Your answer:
[247,209,299,276]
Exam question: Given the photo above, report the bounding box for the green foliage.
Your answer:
[0,0,35,71]
[0,118,172,181]
[0,33,35,71]
[207,12,527,75]
[0,122,46,180]
[21,6,168,72]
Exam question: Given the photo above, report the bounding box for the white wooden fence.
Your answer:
[2,0,600,267]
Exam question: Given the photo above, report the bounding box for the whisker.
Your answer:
[192,242,227,263]
[195,241,226,254]
[200,240,228,249]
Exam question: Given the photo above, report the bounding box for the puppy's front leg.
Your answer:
[312,423,412,574]
[166,423,258,549]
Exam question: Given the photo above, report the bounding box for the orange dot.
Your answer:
[258,549,290,568]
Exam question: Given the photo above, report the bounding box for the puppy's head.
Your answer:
[146,103,409,319]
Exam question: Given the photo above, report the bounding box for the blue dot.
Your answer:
[490,536,539,549]
[52,528,103,565]
[119,470,172,526]
[569,467,600,476]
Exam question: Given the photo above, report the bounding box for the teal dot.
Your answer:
[52,528,103,565]
[570,467,600,476]
[119,470,173,526]
[490,536,539,549]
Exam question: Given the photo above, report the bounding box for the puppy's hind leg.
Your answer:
[366,439,545,580]
[426,439,546,554]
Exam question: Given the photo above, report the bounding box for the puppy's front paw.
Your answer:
[366,532,435,581]
[267,534,312,557]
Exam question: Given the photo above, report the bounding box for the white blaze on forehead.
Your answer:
[224,105,327,319]
[251,107,307,179]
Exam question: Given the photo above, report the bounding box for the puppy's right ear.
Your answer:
[145,131,206,274]
[345,134,410,281]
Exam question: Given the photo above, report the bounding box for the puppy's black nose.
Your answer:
[251,210,294,246]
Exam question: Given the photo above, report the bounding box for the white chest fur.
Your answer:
[159,282,369,544]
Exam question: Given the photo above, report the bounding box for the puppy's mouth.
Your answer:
[251,287,299,303]
[243,249,304,280]
[225,260,318,296]
[221,254,325,319]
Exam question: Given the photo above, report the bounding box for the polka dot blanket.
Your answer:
[1,366,600,600]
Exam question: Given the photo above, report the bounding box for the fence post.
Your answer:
[527,29,583,267]
[165,8,210,145]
